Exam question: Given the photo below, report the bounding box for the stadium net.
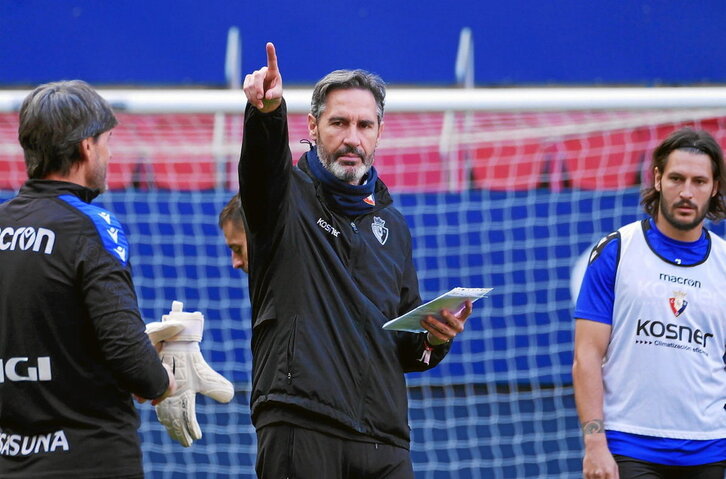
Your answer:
[2,87,726,478]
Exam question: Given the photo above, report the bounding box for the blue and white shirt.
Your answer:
[575,218,726,466]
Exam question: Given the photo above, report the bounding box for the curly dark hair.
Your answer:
[641,128,726,221]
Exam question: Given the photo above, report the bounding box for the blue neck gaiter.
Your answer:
[306,146,378,217]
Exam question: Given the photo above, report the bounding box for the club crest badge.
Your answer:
[669,291,688,318]
[372,217,389,245]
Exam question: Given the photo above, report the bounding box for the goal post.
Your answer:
[5,86,726,112]
[4,86,726,192]
[2,87,726,478]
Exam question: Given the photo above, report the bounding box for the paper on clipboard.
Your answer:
[382,287,493,333]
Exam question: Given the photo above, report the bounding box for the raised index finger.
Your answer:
[266,42,278,73]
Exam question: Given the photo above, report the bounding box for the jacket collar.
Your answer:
[20,179,101,204]
[297,151,394,215]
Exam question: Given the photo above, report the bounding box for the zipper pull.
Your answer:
[350,221,358,233]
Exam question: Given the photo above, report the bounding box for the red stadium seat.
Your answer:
[471,141,548,191]
[107,161,136,190]
[559,130,647,190]
[153,156,217,190]
[374,149,446,192]
[0,157,27,191]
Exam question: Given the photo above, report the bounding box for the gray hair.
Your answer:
[310,70,386,124]
[18,80,118,179]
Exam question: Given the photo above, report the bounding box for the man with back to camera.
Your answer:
[219,194,248,273]
[0,80,176,478]
[573,128,726,479]
[238,43,474,478]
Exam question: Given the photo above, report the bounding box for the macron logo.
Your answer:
[317,218,340,238]
[659,273,701,289]
[0,227,55,254]
[107,227,119,243]
[114,246,127,262]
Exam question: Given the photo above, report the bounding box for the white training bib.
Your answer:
[603,221,726,439]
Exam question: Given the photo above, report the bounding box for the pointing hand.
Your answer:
[243,42,283,112]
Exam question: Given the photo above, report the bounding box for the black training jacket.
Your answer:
[0,180,168,478]
[238,100,450,449]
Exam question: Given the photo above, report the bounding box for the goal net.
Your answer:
[2,88,726,478]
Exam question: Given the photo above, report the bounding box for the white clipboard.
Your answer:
[382,287,493,333]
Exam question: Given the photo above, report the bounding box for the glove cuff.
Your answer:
[162,340,201,352]
[163,301,204,342]
[145,321,185,346]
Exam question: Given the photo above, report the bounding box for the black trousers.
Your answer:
[614,455,726,479]
[255,423,414,479]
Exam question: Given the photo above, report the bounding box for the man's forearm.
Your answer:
[572,354,606,437]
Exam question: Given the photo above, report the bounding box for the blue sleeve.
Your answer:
[574,233,620,325]
[59,195,169,398]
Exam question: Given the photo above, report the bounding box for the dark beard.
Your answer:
[658,196,708,231]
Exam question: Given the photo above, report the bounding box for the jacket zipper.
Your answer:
[286,316,297,384]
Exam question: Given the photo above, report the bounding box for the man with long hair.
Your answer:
[573,128,726,479]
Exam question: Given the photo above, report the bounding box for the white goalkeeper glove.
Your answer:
[146,301,234,447]
[145,315,185,349]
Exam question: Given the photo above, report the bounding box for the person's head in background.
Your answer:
[18,80,118,192]
[641,128,726,240]
[218,194,248,273]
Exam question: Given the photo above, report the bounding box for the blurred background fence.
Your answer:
[2,2,725,476]
[3,89,726,477]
